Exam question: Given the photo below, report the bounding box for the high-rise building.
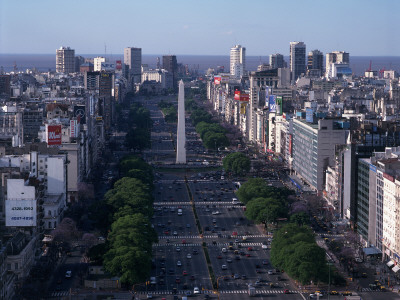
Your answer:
[307,50,324,77]
[56,46,75,73]
[124,47,142,84]
[269,53,284,69]
[94,57,106,71]
[0,75,11,100]
[289,42,306,83]
[162,55,178,90]
[230,45,246,78]
[325,51,350,75]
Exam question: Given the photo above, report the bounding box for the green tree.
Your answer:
[126,168,154,188]
[203,132,229,150]
[245,197,287,225]
[125,127,151,152]
[104,213,157,285]
[222,152,251,176]
[290,212,310,226]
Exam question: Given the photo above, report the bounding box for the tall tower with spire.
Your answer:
[176,80,186,164]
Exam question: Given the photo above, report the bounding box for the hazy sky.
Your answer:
[1,0,399,56]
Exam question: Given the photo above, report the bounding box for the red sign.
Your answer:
[240,93,249,102]
[47,125,62,145]
[288,134,292,157]
[116,60,122,70]
[214,76,221,85]
[234,90,241,100]
[383,172,395,182]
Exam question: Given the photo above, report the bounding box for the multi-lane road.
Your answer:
[137,96,398,300]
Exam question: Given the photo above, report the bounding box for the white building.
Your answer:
[94,57,106,71]
[230,45,246,78]
[141,69,173,90]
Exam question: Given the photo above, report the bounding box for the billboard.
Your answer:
[234,90,241,100]
[5,199,37,227]
[70,119,78,138]
[306,108,314,123]
[289,134,293,157]
[240,102,247,114]
[276,96,283,115]
[214,76,221,85]
[73,105,86,124]
[116,60,122,70]
[264,87,269,109]
[240,93,249,102]
[221,75,230,83]
[269,95,276,112]
[47,125,62,145]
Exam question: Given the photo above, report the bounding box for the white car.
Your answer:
[177,261,182,266]
[187,254,192,259]
[221,265,227,270]
[193,287,200,294]
[173,231,178,236]
[267,270,274,275]
[176,247,181,252]
[65,270,72,278]
[212,211,221,215]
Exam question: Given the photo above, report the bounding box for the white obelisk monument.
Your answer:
[176,80,186,164]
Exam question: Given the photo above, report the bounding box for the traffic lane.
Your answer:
[153,207,197,238]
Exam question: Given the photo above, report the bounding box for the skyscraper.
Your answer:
[56,46,75,73]
[162,55,178,90]
[124,47,142,84]
[269,53,285,69]
[230,45,246,78]
[307,50,324,76]
[289,42,306,83]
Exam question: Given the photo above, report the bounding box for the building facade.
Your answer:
[289,42,306,83]
[56,47,75,74]
[230,45,246,78]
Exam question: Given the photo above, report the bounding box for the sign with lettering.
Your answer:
[5,199,37,227]
[47,125,62,145]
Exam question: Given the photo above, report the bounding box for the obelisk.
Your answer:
[176,80,186,164]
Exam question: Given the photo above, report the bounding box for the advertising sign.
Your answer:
[234,90,241,100]
[214,76,221,85]
[240,93,249,102]
[269,95,276,112]
[5,199,37,227]
[289,134,293,157]
[47,125,62,145]
[265,87,269,109]
[73,105,86,124]
[116,60,122,70]
[306,108,314,123]
[70,119,78,138]
[240,102,246,114]
[276,96,283,115]
[221,75,230,83]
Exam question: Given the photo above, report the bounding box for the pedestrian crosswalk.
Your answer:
[153,242,264,247]
[50,291,70,297]
[158,234,268,239]
[153,202,235,206]
[136,289,299,295]
[153,243,202,247]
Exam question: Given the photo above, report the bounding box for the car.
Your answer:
[361,272,367,278]
[177,261,182,266]
[65,270,72,278]
[329,291,339,295]
[182,239,186,244]
[212,211,221,215]
[190,275,195,281]
[247,247,253,251]
[217,255,222,259]
[284,289,290,294]
[234,274,240,279]
[268,270,274,275]
[309,293,318,299]
[342,291,352,296]
[262,260,268,265]
[169,268,175,274]
[186,224,191,228]
[226,258,232,263]
[193,249,199,255]
[222,248,227,253]
[193,287,200,294]
[173,231,178,236]
[187,254,192,259]
[221,265,227,270]
[246,253,251,257]
[147,293,153,299]
[235,255,241,260]
[175,277,180,283]
[183,270,188,276]
[241,274,247,279]
[176,247,181,252]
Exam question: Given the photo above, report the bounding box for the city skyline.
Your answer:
[1,0,399,56]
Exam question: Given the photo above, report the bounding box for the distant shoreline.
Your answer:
[1,54,400,75]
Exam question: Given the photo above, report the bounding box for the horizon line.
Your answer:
[1,53,400,57]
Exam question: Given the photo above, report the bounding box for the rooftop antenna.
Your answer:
[104,43,107,60]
